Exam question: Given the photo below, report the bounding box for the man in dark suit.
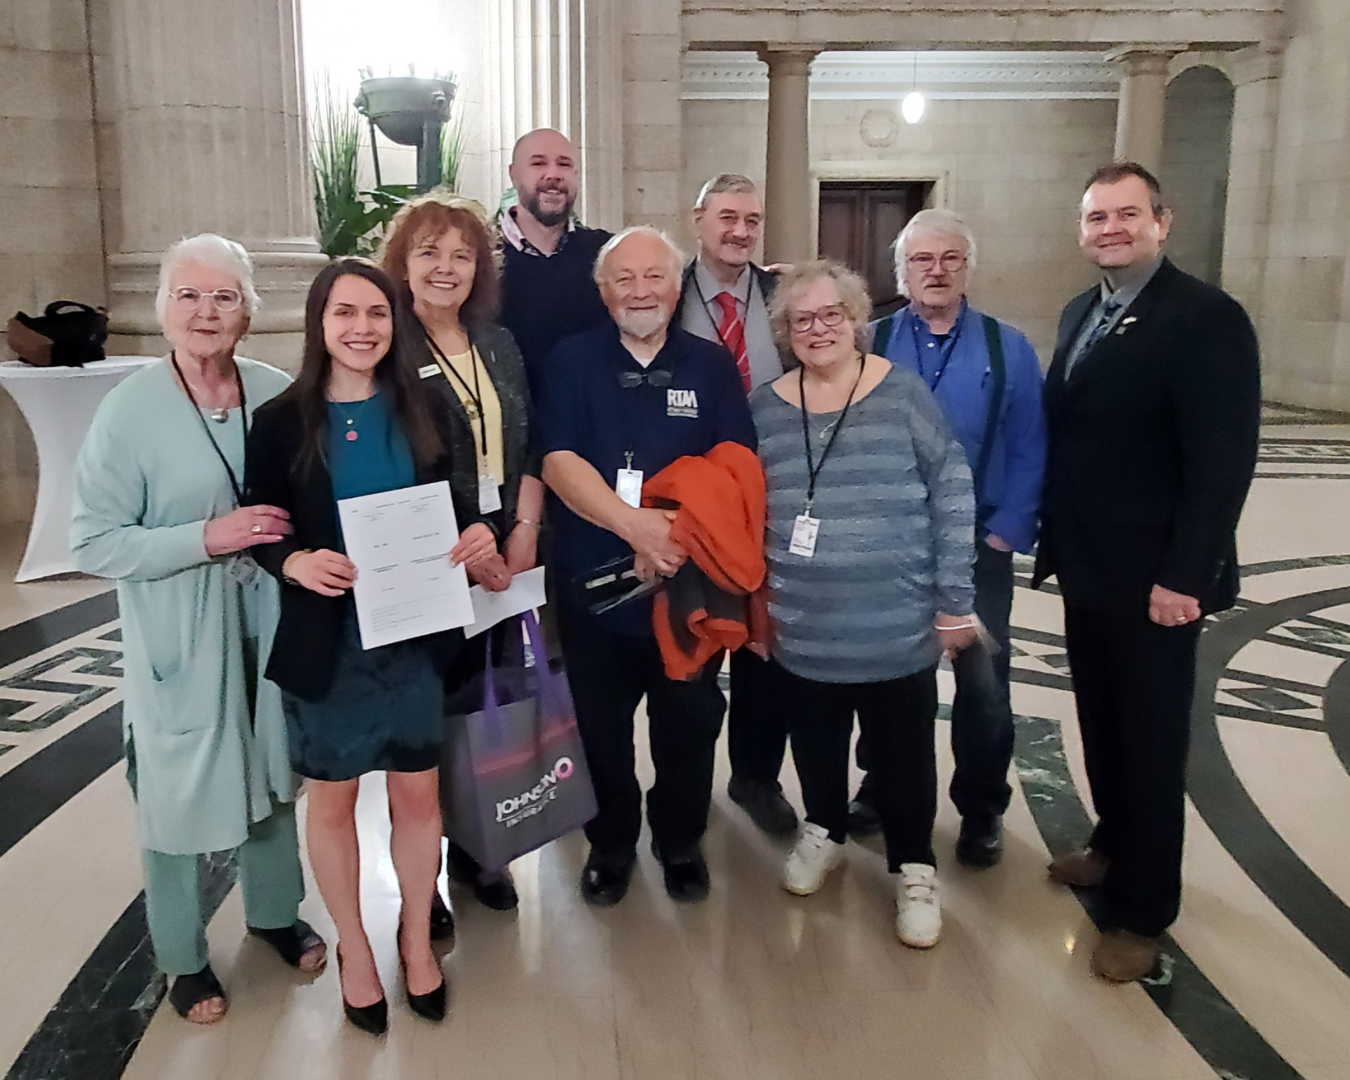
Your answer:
[1034,162,1260,982]
[674,173,796,837]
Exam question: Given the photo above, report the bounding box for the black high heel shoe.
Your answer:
[397,923,448,1022]
[336,945,388,1035]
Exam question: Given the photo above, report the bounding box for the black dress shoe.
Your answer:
[448,851,520,911]
[396,920,447,1021]
[429,888,456,945]
[847,797,883,837]
[471,874,519,911]
[728,775,799,835]
[651,840,711,903]
[956,814,1004,868]
[407,977,448,1022]
[336,947,387,1036]
[579,849,636,906]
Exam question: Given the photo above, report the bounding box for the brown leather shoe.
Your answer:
[1091,930,1161,982]
[1047,848,1109,887]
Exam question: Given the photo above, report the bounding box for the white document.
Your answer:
[337,481,475,650]
[463,566,547,638]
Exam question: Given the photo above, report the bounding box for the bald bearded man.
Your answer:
[498,128,613,398]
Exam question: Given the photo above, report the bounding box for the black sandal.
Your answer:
[247,919,327,972]
[168,965,227,1022]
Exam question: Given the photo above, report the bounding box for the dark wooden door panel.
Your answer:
[818,181,932,315]
[818,191,861,269]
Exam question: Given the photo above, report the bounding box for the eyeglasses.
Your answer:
[171,287,244,312]
[789,305,848,334]
[907,253,967,273]
[616,369,673,389]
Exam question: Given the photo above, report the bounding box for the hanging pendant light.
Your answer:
[902,51,926,124]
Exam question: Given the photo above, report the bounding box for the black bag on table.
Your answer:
[6,301,109,367]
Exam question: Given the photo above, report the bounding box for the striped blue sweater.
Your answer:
[750,365,976,683]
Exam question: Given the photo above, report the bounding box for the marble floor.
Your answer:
[2,401,1350,1080]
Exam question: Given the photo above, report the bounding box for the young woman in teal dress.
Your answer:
[244,259,497,1033]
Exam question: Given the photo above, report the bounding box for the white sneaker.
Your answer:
[782,823,846,895]
[896,863,942,948]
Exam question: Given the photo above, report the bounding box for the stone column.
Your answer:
[1222,43,1283,324]
[1107,44,1185,175]
[578,0,625,228]
[759,47,819,266]
[102,0,326,368]
[480,0,622,228]
[623,0,683,236]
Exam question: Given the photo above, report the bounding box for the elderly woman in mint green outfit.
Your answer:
[71,234,326,1025]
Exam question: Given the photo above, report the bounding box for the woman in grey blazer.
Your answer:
[382,194,544,921]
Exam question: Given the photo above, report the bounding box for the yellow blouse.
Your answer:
[435,345,505,485]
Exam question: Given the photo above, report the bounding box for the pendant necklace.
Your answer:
[209,406,230,424]
[332,397,372,441]
[807,353,862,443]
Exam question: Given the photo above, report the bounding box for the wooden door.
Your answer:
[818,181,932,316]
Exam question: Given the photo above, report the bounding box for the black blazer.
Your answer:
[244,388,484,703]
[1031,258,1261,615]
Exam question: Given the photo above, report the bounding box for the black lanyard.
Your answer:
[426,333,489,459]
[171,351,247,505]
[800,354,866,513]
[909,305,966,392]
[612,333,681,472]
[691,266,756,360]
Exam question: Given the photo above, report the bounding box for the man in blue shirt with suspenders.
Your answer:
[859,208,1047,867]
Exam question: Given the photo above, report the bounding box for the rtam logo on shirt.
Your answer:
[667,389,699,418]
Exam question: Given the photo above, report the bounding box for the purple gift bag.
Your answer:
[440,611,597,871]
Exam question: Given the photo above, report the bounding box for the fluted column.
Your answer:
[1108,44,1185,175]
[103,0,326,367]
[484,0,622,227]
[760,48,819,266]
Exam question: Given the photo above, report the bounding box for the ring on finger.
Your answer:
[251,523,262,534]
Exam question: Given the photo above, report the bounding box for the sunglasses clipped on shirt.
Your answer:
[615,368,674,389]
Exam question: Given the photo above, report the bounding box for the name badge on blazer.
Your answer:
[418,363,439,379]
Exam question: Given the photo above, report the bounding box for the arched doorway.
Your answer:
[1162,65,1235,286]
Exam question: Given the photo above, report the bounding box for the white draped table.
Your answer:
[0,356,159,581]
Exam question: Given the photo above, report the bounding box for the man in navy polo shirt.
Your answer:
[540,226,756,906]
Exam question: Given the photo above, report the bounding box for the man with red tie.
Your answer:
[675,173,795,836]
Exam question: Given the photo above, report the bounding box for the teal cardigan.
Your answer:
[71,357,295,856]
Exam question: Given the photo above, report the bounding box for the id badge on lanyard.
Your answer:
[616,451,643,508]
[792,356,866,560]
[478,473,503,513]
[789,513,819,558]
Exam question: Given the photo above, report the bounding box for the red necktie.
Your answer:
[713,291,752,394]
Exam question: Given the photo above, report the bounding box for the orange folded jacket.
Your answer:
[641,441,767,681]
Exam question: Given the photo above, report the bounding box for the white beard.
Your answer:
[614,308,669,340]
